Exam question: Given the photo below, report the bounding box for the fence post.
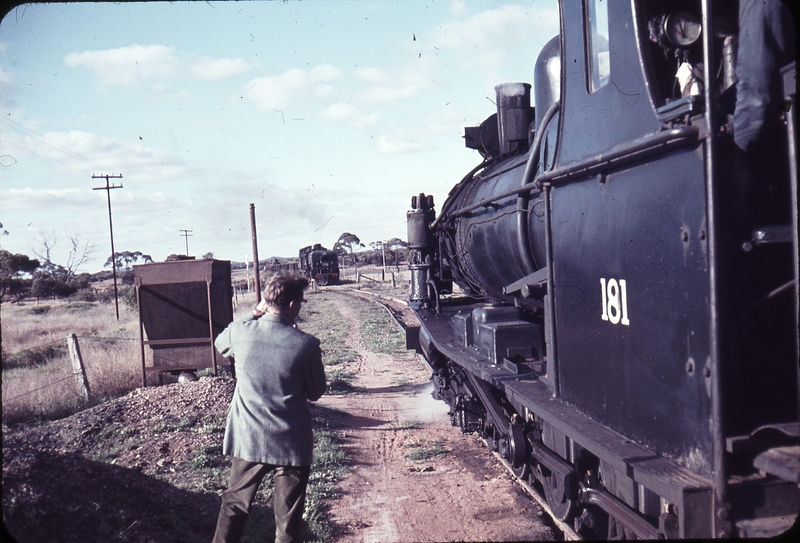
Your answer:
[66,334,91,401]
[357,272,361,284]
[391,272,396,288]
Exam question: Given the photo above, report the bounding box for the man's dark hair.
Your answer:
[263,272,309,309]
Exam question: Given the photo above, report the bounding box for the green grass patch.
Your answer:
[152,416,198,434]
[194,417,226,435]
[326,368,356,394]
[301,295,358,368]
[87,428,144,463]
[187,444,226,470]
[391,420,422,430]
[404,440,448,461]
[350,298,406,354]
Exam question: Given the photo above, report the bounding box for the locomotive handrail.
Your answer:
[515,99,563,276]
[431,158,495,229]
[535,125,700,186]
[443,125,700,219]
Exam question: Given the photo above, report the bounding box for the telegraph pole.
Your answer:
[93,174,123,320]
[179,229,193,255]
[249,203,261,302]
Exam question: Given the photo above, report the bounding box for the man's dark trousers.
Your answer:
[213,457,311,543]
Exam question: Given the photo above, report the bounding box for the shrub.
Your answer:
[120,285,138,309]
[72,288,97,302]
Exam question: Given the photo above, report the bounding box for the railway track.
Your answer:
[336,286,582,541]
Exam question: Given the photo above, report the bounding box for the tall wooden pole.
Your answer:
[93,174,123,320]
[249,203,261,302]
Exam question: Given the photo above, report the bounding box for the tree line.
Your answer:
[0,235,152,303]
[331,233,407,269]
[1,230,409,303]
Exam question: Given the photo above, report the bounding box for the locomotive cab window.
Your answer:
[585,0,610,93]
[640,0,739,110]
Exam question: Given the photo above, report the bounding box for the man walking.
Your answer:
[212,273,327,543]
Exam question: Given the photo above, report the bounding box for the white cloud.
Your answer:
[0,65,12,87]
[1,187,87,211]
[320,103,378,128]
[0,66,14,108]
[429,4,559,72]
[242,64,341,112]
[8,128,194,183]
[354,66,434,104]
[187,56,252,82]
[449,0,468,17]
[64,44,251,89]
[378,134,425,155]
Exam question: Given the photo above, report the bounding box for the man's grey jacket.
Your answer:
[214,312,327,467]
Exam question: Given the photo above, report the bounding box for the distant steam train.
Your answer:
[299,244,339,285]
[406,0,798,538]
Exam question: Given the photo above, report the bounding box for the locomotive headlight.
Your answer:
[664,11,702,47]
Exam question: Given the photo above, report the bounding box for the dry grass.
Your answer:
[2,300,142,424]
[0,278,409,425]
[1,300,135,354]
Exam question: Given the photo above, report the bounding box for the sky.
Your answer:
[0,0,560,272]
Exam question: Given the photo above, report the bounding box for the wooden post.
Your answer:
[391,272,396,288]
[135,280,147,388]
[206,275,218,377]
[249,204,261,303]
[66,334,91,401]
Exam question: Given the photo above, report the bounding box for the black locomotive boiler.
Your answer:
[406,0,798,538]
[299,243,340,285]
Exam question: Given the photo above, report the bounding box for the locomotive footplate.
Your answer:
[414,303,544,388]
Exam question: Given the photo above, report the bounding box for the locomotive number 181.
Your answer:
[600,277,630,326]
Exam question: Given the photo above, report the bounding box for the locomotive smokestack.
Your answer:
[495,82,532,155]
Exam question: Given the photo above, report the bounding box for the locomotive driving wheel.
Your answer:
[508,422,530,479]
[540,466,574,522]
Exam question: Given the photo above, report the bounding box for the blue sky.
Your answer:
[1,0,559,272]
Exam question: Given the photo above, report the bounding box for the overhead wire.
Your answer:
[0,116,113,174]
[1,138,92,176]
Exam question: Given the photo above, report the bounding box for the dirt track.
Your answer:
[320,295,556,542]
[1,290,557,542]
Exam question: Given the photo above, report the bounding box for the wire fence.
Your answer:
[4,372,85,403]
[2,333,143,422]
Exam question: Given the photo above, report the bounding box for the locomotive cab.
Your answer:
[407,0,797,538]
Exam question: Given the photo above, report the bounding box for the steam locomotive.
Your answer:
[299,244,340,285]
[406,0,797,538]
